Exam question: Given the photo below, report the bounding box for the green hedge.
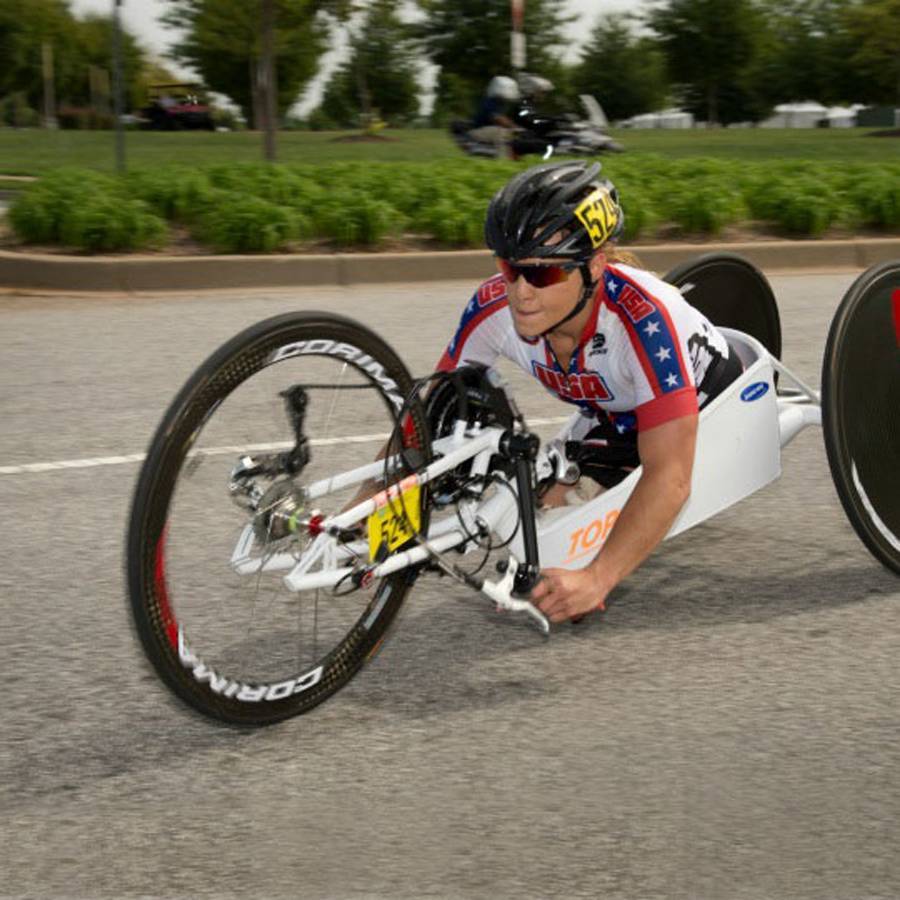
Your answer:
[8,157,900,254]
[9,169,166,251]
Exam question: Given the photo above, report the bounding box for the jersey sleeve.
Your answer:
[436,274,509,372]
[604,267,699,430]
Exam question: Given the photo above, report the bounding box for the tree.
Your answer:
[0,0,144,119]
[318,0,420,127]
[573,16,668,122]
[746,0,863,110]
[644,0,761,124]
[75,13,144,111]
[161,0,345,127]
[841,0,900,104]
[412,0,575,123]
[0,0,74,109]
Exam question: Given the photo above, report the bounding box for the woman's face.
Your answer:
[500,250,606,339]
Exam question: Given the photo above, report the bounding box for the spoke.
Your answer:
[322,363,348,445]
[245,515,280,675]
[163,344,404,692]
[313,589,319,664]
[296,577,303,669]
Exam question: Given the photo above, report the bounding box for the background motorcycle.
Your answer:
[451,94,624,159]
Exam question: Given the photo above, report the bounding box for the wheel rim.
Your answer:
[828,270,900,561]
[143,330,426,709]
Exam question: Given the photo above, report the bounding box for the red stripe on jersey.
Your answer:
[440,299,508,370]
[436,349,455,372]
[477,274,507,307]
[636,387,699,430]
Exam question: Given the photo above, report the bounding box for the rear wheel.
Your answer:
[127,312,431,725]
[664,253,782,360]
[821,261,900,575]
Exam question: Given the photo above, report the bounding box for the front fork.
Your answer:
[474,428,550,635]
[500,430,542,595]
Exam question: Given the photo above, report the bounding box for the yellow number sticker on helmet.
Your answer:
[574,188,618,248]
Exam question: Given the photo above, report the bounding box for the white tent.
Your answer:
[761,102,828,128]
[620,108,694,129]
[824,106,860,128]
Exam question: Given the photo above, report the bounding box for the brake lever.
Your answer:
[478,557,550,636]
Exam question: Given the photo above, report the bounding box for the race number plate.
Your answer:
[367,480,421,561]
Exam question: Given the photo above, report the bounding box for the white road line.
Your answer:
[0,417,570,476]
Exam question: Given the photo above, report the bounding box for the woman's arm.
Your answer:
[531,412,698,623]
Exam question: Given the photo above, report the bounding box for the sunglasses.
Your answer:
[497,259,580,288]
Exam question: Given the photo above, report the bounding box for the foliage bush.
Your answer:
[191,191,307,252]
[313,192,405,246]
[0,92,40,128]
[9,169,166,250]
[8,157,900,254]
[847,169,900,229]
[58,193,166,251]
[664,178,745,235]
[755,176,843,236]
[616,186,660,242]
[126,168,216,221]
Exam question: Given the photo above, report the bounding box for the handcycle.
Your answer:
[126,254,900,726]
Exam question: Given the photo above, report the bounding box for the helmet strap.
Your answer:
[540,263,596,337]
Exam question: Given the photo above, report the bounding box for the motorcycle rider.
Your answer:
[469,75,520,160]
[437,161,743,622]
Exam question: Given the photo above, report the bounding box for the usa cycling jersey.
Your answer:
[437,262,732,442]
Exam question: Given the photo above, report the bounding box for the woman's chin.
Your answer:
[512,312,545,338]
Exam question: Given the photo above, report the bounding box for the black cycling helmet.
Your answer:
[484,160,624,263]
[485,161,624,334]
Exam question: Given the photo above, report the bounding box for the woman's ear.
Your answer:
[588,249,607,281]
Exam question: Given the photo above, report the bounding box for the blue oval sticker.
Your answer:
[741,381,770,403]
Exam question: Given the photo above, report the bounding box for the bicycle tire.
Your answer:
[821,260,900,575]
[127,311,431,726]
[664,253,782,360]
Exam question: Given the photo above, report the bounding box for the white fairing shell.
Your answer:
[496,329,784,570]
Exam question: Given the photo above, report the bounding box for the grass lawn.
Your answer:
[0,127,897,176]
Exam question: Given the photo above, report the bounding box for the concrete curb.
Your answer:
[2,239,900,293]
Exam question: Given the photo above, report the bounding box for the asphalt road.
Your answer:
[2,271,898,900]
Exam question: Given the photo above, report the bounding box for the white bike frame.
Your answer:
[230,329,821,631]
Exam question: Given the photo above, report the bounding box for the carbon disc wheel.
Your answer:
[664,253,782,360]
[821,261,900,575]
[127,312,431,726]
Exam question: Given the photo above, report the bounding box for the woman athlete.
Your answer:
[437,161,743,624]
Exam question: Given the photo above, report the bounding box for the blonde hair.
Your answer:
[604,245,643,268]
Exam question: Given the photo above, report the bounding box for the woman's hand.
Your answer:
[530,567,609,624]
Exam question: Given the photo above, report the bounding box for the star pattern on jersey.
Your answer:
[636,314,682,393]
[609,411,637,435]
[605,276,620,296]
